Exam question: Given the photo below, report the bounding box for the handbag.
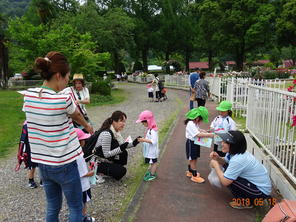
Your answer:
[262,199,296,222]
[190,91,196,101]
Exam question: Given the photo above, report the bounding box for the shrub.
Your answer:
[91,80,111,95]
[263,71,277,79]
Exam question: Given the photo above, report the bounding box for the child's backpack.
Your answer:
[82,129,115,162]
[262,199,296,222]
[15,123,31,171]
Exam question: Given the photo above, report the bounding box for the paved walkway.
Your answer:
[128,94,257,222]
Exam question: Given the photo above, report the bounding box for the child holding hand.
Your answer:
[136,110,159,181]
[185,107,214,183]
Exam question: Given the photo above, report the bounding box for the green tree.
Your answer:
[196,0,222,70]
[276,0,296,66]
[0,14,9,88]
[97,8,135,74]
[219,0,275,70]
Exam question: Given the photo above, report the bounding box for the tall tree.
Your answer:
[276,0,296,65]
[129,0,160,71]
[97,8,135,73]
[219,0,275,70]
[0,14,8,88]
[196,0,222,70]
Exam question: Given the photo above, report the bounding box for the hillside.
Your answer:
[0,0,31,18]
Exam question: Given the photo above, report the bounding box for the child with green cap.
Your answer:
[184,106,214,183]
[210,100,237,157]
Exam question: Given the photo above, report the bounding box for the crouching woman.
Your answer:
[209,130,272,209]
[93,111,140,180]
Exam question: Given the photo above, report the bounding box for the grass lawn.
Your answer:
[0,88,127,158]
[0,90,25,158]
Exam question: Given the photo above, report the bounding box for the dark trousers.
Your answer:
[197,98,206,107]
[97,151,128,180]
[189,89,195,110]
[224,164,269,204]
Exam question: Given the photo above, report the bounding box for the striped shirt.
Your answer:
[23,87,82,165]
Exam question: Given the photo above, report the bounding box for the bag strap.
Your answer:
[70,87,85,115]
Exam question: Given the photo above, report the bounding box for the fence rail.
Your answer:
[247,85,296,184]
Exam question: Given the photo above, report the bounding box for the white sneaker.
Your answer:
[96,175,105,184]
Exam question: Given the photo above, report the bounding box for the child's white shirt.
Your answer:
[210,115,237,145]
[147,87,154,93]
[142,129,159,159]
[185,121,201,141]
[76,155,91,192]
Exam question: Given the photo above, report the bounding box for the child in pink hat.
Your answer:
[136,110,159,181]
[74,128,96,222]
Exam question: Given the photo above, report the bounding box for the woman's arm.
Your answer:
[210,160,233,186]
[97,131,123,158]
[196,132,214,138]
[209,151,226,165]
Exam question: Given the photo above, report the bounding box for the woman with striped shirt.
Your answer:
[23,51,94,222]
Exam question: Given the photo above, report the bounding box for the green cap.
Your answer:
[185,106,209,123]
[216,101,232,112]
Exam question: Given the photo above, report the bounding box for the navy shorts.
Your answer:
[186,139,200,160]
[145,158,158,164]
[82,188,92,203]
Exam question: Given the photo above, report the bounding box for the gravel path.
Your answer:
[0,83,186,222]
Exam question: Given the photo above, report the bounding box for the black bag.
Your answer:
[83,129,115,161]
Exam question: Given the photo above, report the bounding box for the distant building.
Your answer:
[189,62,209,70]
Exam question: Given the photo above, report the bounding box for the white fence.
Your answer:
[164,75,293,117]
[247,85,296,185]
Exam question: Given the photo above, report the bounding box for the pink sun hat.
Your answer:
[75,128,91,141]
[136,110,158,131]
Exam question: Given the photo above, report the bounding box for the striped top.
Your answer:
[95,131,133,158]
[22,87,82,165]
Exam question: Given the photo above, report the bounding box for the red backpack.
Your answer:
[262,199,296,222]
[15,122,31,171]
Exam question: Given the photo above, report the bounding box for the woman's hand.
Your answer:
[132,136,142,147]
[209,151,220,161]
[85,123,94,134]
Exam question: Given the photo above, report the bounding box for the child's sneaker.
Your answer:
[143,171,151,180]
[28,181,37,189]
[39,180,43,187]
[144,174,157,181]
[96,175,105,184]
[190,176,205,183]
[83,215,95,222]
[186,171,200,178]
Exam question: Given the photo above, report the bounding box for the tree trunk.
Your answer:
[0,40,8,88]
[142,47,148,72]
[208,49,213,71]
[235,46,245,71]
[185,48,190,72]
[165,51,170,74]
[113,50,120,74]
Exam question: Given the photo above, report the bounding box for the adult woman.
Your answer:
[23,51,94,221]
[62,74,90,126]
[194,71,210,107]
[209,131,272,209]
[93,111,141,180]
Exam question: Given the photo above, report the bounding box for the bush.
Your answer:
[91,80,111,95]
[263,71,277,79]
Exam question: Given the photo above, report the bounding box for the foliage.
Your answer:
[7,17,110,81]
[0,0,31,18]
[0,90,25,157]
[88,88,127,107]
[90,79,111,96]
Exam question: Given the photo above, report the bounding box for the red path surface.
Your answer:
[132,95,256,222]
